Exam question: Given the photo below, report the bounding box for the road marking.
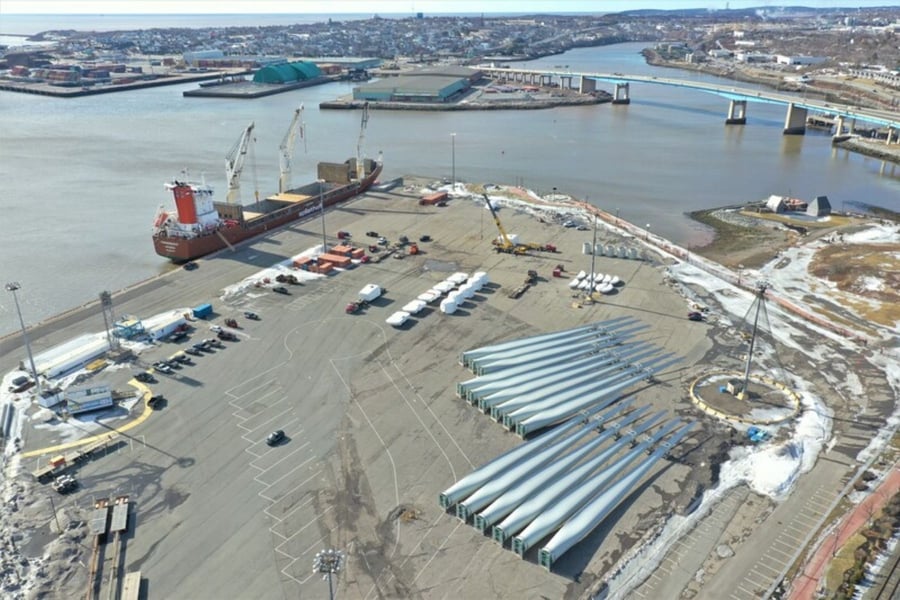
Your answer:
[22,383,152,458]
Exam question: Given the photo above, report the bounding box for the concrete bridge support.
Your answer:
[612,82,630,105]
[561,75,573,90]
[783,102,808,135]
[580,77,596,94]
[541,74,552,87]
[725,100,747,125]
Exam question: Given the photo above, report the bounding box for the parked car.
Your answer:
[148,395,165,409]
[173,354,191,364]
[134,371,155,383]
[687,311,704,321]
[184,347,202,357]
[377,237,388,246]
[266,430,286,446]
[153,362,174,374]
[217,330,237,341]
[53,475,78,494]
[210,325,223,333]
[182,261,198,271]
[8,374,34,393]
[243,311,260,320]
[419,234,432,242]
[273,286,290,295]
[366,230,379,237]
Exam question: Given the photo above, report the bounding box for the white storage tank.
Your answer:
[582,241,592,255]
[440,299,458,314]
[595,244,605,256]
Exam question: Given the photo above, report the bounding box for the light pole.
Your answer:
[6,282,40,392]
[450,132,456,193]
[318,179,327,254]
[646,223,651,241]
[313,548,345,600]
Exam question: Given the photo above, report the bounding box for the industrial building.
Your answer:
[31,333,111,379]
[252,61,323,84]
[352,66,483,103]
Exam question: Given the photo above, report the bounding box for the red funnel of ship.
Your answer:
[172,184,198,224]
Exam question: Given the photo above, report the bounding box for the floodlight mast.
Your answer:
[313,548,344,600]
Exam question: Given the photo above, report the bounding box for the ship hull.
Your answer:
[153,162,382,262]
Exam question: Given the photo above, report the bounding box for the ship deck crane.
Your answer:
[356,102,369,181]
[278,105,304,193]
[225,122,255,204]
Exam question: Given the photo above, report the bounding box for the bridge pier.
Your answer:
[783,102,808,135]
[561,75,573,90]
[612,82,630,105]
[579,77,596,94]
[725,100,747,125]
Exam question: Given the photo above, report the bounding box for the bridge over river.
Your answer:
[480,66,899,142]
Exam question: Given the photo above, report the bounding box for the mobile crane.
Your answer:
[483,194,527,255]
[225,122,255,204]
[278,105,304,193]
[482,194,557,254]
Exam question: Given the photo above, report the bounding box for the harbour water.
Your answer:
[0,23,898,336]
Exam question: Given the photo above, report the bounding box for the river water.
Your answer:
[1,39,898,335]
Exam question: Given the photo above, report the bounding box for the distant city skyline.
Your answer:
[1,0,895,15]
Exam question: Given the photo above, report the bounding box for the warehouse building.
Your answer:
[253,61,323,84]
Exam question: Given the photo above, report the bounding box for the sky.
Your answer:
[0,0,895,15]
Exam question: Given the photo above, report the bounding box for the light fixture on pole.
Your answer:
[313,548,345,600]
[646,223,651,241]
[5,282,40,393]
[318,179,327,254]
[451,132,456,193]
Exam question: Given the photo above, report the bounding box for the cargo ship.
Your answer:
[152,107,381,262]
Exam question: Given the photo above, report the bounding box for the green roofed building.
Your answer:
[253,61,323,84]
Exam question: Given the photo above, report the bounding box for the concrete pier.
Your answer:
[612,82,630,105]
[726,100,747,125]
[783,102,808,135]
[580,77,597,94]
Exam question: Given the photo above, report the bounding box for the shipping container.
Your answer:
[350,248,366,259]
[312,261,334,274]
[331,244,354,257]
[419,191,449,206]
[319,253,351,267]
[192,303,213,319]
[293,256,313,270]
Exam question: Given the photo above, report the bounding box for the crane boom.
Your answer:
[483,194,520,253]
[225,122,255,204]
[278,105,304,193]
[356,102,369,181]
